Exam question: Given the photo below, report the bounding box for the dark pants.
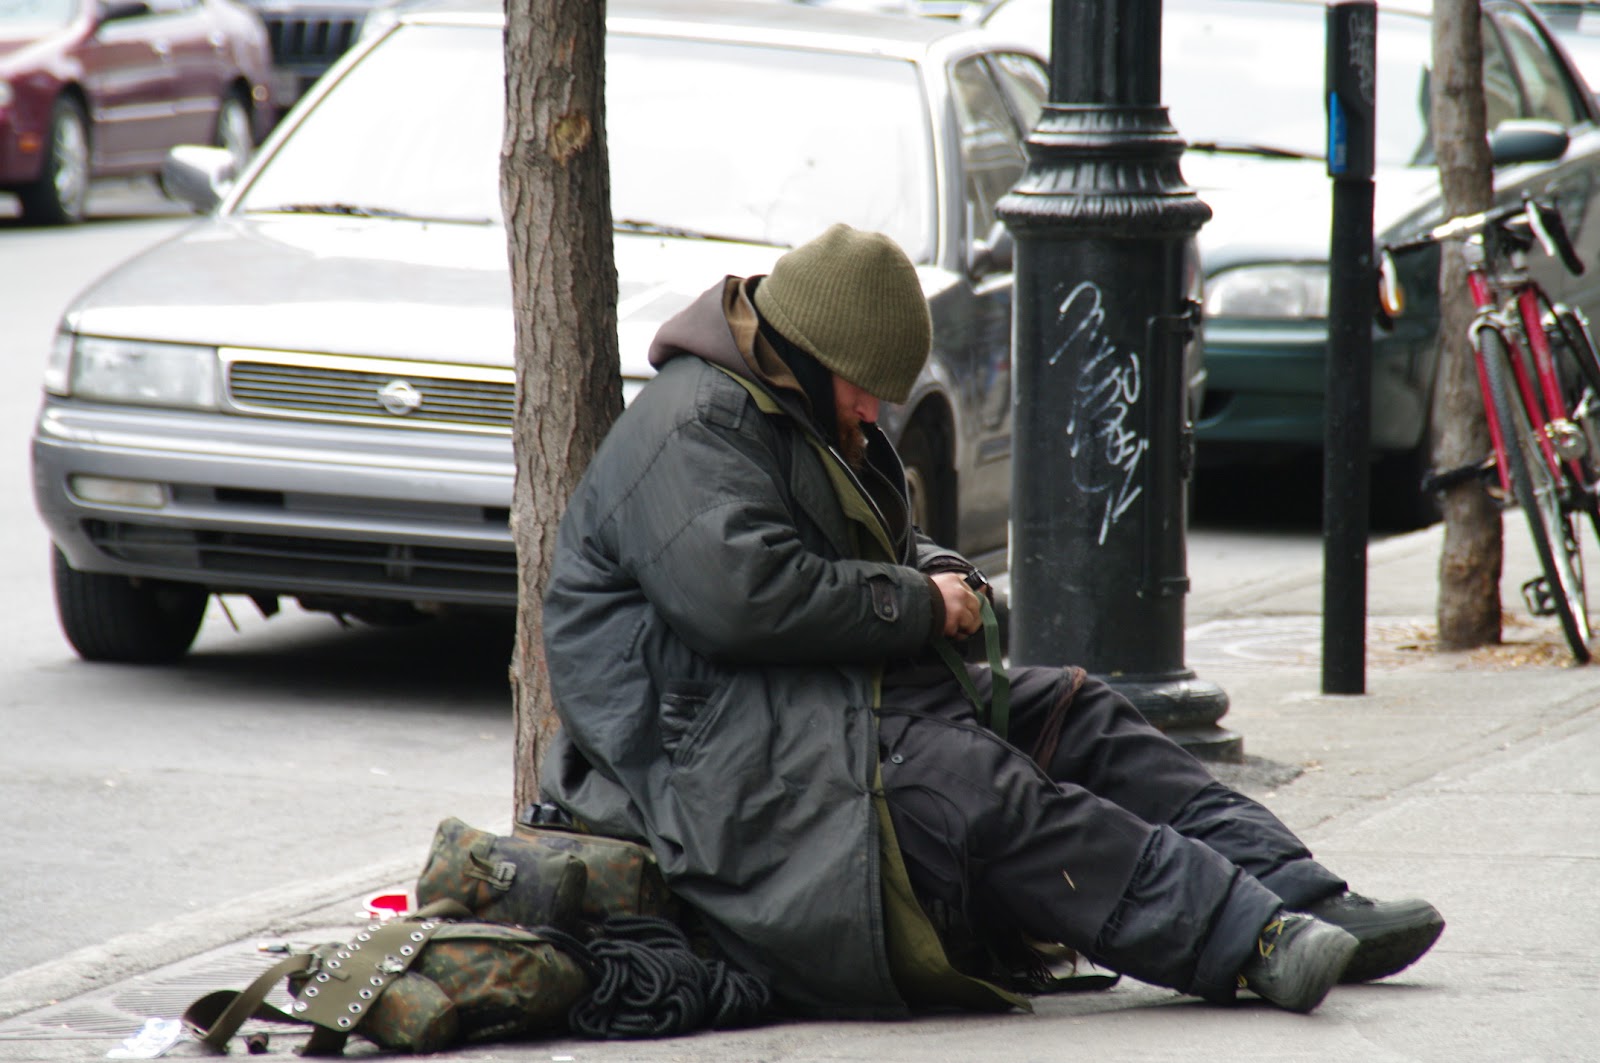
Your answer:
[876,664,1347,1003]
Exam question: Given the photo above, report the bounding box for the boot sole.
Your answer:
[1339,913,1446,984]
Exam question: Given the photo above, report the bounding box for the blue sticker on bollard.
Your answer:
[1328,91,1348,176]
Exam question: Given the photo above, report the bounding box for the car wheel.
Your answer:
[18,96,90,225]
[1372,437,1442,531]
[52,548,208,663]
[214,91,255,175]
[899,420,957,548]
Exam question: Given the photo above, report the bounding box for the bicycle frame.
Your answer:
[1464,249,1577,498]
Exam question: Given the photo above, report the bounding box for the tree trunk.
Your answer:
[503,0,621,817]
[1432,0,1502,648]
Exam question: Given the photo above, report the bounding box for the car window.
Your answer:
[608,36,935,260]
[0,0,75,32]
[989,51,1048,130]
[235,23,937,257]
[1159,0,1569,168]
[1482,17,1527,131]
[237,24,505,224]
[1495,6,1585,124]
[951,55,1028,240]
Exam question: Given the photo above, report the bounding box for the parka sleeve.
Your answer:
[612,410,937,666]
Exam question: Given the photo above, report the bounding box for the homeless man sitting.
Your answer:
[537,222,1444,1016]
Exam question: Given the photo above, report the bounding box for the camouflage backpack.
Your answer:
[182,817,733,1055]
[415,814,678,929]
[182,899,590,1055]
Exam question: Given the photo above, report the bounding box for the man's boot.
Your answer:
[1299,892,1444,984]
[1238,913,1357,1013]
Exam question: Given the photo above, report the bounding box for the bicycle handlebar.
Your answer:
[1385,194,1586,277]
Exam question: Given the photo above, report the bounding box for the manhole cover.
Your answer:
[1186,616,1435,671]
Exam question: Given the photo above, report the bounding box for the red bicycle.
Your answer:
[1388,195,1600,663]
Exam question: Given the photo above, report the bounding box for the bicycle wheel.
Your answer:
[1482,325,1593,662]
[1537,295,1600,539]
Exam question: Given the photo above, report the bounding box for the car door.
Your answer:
[78,0,179,172]
[1486,2,1600,315]
[143,0,226,153]
[943,50,1039,556]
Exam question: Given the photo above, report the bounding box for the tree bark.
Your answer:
[503,0,620,817]
[1432,0,1502,648]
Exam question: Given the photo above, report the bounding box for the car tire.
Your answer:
[52,548,209,663]
[1372,437,1442,531]
[18,96,90,225]
[899,420,957,548]
[214,91,255,176]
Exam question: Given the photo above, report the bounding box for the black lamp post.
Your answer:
[997,0,1237,756]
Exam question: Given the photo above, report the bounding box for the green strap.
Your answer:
[182,900,473,1056]
[183,953,313,1051]
[932,595,1010,739]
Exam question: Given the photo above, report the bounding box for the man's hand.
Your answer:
[931,571,984,640]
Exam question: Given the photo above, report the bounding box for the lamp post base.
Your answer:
[1106,672,1242,762]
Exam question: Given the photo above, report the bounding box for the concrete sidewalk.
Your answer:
[1,518,1595,1061]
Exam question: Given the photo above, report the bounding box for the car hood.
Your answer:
[1182,153,1441,272]
[613,235,786,377]
[65,216,519,365]
[63,217,793,378]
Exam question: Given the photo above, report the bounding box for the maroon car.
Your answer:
[0,0,274,224]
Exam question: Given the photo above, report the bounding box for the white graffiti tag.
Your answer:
[1054,281,1147,545]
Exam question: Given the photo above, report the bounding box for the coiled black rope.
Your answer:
[550,915,771,1039]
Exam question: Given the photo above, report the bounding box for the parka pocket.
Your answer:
[659,679,721,761]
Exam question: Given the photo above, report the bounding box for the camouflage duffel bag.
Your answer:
[416,814,677,930]
[182,900,591,1056]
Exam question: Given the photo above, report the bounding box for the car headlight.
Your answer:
[51,335,220,409]
[1203,264,1329,319]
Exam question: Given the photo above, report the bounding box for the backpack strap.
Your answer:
[183,900,472,1056]
[931,596,1010,739]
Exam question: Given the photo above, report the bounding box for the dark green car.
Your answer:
[987,0,1600,527]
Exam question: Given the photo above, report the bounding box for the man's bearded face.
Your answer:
[832,375,880,470]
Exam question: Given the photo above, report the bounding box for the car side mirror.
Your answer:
[969,221,1015,278]
[98,1,153,24]
[161,145,236,213]
[1488,118,1569,167]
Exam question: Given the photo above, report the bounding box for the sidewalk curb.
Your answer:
[0,856,418,1023]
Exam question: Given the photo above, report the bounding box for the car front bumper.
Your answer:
[1194,317,1433,457]
[32,399,517,609]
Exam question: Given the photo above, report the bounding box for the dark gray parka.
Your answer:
[540,277,984,1016]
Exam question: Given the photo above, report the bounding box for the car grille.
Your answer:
[262,13,362,73]
[224,352,515,433]
[84,521,517,604]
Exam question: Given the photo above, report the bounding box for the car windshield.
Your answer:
[1164,0,1434,167]
[237,25,505,224]
[609,35,933,259]
[0,0,77,33]
[235,22,936,259]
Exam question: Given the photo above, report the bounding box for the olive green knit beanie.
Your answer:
[752,223,931,404]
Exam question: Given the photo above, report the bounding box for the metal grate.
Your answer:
[84,522,518,604]
[0,948,291,1044]
[226,359,515,432]
[264,13,362,71]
